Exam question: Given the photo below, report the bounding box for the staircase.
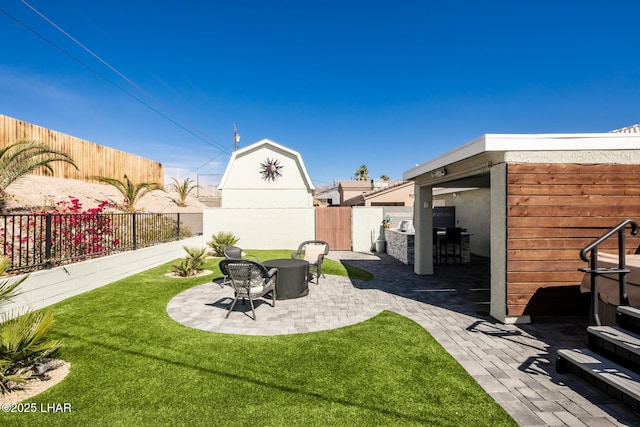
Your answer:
[556,219,640,412]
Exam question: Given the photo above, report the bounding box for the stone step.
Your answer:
[557,348,640,412]
[587,325,640,373]
[618,306,640,335]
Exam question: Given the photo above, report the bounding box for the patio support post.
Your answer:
[413,184,434,275]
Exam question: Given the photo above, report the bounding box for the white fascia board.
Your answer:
[482,133,640,151]
[404,135,487,180]
[404,133,640,180]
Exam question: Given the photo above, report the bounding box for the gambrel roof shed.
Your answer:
[219,138,315,208]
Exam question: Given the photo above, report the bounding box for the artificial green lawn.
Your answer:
[3,250,516,426]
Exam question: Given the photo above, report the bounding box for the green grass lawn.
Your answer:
[3,251,516,426]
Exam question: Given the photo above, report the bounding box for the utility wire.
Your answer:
[19,0,227,154]
[2,3,232,157]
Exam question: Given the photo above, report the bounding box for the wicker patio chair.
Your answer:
[216,245,260,288]
[291,240,329,284]
[220,259,277,320]
[223,245,259,262]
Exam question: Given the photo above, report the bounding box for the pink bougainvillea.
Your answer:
[0,197,120,270]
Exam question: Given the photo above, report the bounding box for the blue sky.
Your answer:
[1,1,639,185]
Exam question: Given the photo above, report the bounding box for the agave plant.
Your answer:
[168,177,199,207]
[0,256,63,393]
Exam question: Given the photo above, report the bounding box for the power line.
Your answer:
[2,3,232,157]
[19,0,226,153]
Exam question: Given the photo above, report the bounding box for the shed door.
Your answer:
[315,207,351,251]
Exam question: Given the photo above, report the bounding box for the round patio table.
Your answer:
[263,258,309,300]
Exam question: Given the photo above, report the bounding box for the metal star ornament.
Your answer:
[259,157,284,182]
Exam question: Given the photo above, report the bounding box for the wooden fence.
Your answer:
[506,163,640,317]
[0,113,164,185]
[315,206,352,250]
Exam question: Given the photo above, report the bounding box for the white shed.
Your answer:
[218,138,315,208]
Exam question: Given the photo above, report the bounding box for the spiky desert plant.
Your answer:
[94,174,164,212]
[0,256,63,393]
[168,177,199,207]
[171,246,207,277]
[0,139,78,212]
[207,232,239,257]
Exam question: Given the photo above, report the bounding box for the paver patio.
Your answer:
[167,251,640,426]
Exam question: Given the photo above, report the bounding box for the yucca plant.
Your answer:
[168,177,199,207]
[0,256,63,393]
[171,246,207,277]
[207,232,239,257]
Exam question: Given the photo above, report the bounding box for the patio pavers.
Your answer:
[167,252,640,426]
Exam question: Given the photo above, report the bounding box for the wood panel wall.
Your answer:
[0,114,163,185]
[506,163,640,317]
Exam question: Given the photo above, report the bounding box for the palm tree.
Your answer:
[354,164,369,181]
[0,139,78,208]
[168,177,199,207]
[94,174,163,212]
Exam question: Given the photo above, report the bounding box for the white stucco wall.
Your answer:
[2,236,203,318]
[203,208,315,250]
[433,188,491,257]
[220,140,314,208]
[351,206,384,252]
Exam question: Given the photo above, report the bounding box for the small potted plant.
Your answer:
[382,215,392,229]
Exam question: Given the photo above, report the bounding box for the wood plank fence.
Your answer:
[506,163,640,317]
[0,113,164,185]
[315,207,352,250]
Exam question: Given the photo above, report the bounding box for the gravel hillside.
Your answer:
[3,175,207,213]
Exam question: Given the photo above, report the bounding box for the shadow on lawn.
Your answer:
[53,330,435,424]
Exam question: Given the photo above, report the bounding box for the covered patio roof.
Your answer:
[404,133,640,184]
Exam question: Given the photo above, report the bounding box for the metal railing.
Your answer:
[0,212,202,272]
[579,219,639,325]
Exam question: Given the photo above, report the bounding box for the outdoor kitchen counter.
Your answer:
[385,229,415,265]
[385,229,472,265]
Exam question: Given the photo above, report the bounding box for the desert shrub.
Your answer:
[0,256,63,393]
[171,246,207,277]
[207,232,239,257]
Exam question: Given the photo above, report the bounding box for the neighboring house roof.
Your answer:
[611,124,640,133]
[337,180,374,191]
[315,183,340,203]
[337,179,404,191]
[218,138,315,191]
[342,180,413,206]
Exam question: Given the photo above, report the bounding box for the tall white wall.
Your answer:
[1,236,203,318]
[203,208,315,249]
[352,207,384,252]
